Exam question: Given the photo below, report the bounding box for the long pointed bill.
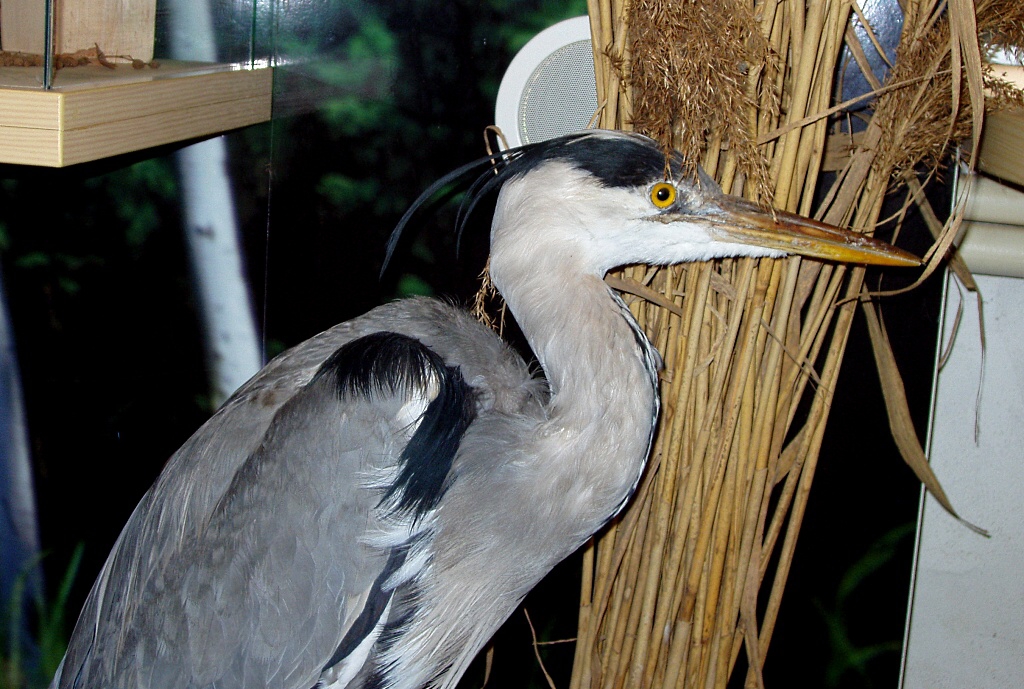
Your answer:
[695,196,921,267]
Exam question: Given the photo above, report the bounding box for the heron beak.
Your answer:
[693,196,921,267]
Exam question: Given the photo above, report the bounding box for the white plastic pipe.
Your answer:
[955,173,1024,278]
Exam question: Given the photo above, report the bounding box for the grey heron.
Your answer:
[51,130,917,689]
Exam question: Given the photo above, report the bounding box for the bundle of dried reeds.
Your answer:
[568,1,1024,687]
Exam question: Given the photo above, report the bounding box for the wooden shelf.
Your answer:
[0,62,272,167]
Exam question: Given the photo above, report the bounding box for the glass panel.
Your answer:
[0,0,49,87]
[0,0,265,91]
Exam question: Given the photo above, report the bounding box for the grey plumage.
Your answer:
[56,301,548,689]
[51,130,917,689]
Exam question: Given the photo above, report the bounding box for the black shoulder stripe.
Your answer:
[315,331,441,400]
[315,332,476,519]
[321,549,406,674]
[385,356,475,518]
[361,578,431,689]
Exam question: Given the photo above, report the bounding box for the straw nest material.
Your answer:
[556,1,1024,688]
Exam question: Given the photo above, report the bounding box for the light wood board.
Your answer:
[0,63,272,167]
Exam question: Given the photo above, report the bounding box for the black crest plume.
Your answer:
[380,131,683,276]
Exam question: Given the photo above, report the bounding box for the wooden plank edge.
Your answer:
[62,68,273,130]
[58,93,271,166]
[0,127,61,166]
[0,89,61,129]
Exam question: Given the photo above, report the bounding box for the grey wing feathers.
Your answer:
[53,298,541,689]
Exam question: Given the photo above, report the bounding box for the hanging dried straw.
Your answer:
[566,1,1024,688]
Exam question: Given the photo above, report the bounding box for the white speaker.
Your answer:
[494,16,599,148]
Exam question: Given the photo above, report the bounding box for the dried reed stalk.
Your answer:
[569,1,1024,687]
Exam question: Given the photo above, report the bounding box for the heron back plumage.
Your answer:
[53,300,546,689]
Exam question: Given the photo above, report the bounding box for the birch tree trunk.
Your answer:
[167,0,262,406]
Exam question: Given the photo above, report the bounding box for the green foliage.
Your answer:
[100,159,179,248]
[13,253,101,296]
[34,546,83,687]
[0,155,178,308]
[1,546,83,689]
[317,173,380,214]
[395,273,434,297]
[490,0,588,53]
[316,17,399,140]
[814,522,915,688]
[314,16,397,92]
[264,338,288,361]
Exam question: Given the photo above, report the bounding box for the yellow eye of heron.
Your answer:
[650,182,677,209]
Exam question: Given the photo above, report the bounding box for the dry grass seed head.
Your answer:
[873,0,1024,179]
[628,0,775,201]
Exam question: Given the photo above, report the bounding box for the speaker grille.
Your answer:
[518,39,598,145]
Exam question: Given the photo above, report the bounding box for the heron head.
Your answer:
[384,130,920,277]
[485,131,921,274]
